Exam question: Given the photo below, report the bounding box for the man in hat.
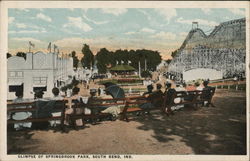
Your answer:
[201,81,215,107]
[150,83,164,108]
[34,90,47,101]
[163,82,175,115]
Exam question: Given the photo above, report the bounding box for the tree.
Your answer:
[166,59,172,64]
[171,50,178,58]
[141,70,152,78]
[96,48,111,73]
[16,52,26,60]
[70,51,79,69]
[7,53,12,59]
[81,44,94,69]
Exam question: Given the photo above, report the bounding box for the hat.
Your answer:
[147,84,153,90]
[165,82,172,87]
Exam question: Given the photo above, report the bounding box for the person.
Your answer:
[51,87,64,100]
[98,87,101,96]
[34,90,47,101]
[65,87,85,126]
[137,85,155,113]
[173,84,186,110]
[163,82,175,115]
[150,83,164,108]
[201,81,215,107]
[142,84,153,96]
[50,87,64,127]
[87,89,104,114]
[32,90,51,129]
[12,90,32,130]
[195,82,203,91]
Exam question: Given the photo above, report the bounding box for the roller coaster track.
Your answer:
[178,18,246,52]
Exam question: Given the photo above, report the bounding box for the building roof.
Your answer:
[110,65,136,71]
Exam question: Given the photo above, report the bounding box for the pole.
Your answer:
[139,61,141,78]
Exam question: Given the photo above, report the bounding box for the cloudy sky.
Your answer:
[8,8,245,59]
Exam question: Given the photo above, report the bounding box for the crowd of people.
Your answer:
[9,79,214,131]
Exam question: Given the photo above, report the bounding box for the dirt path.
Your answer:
[7,89,246,155]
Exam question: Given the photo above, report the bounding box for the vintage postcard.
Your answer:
[0,1,249,161]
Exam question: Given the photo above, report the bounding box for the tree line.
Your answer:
[7,43,163,74]
[69,44,162,74]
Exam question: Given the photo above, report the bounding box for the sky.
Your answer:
[8,8,245,60]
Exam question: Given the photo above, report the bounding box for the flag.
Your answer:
[29,41,35,47]
[47,42,51,51]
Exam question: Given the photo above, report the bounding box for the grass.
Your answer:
[97,79,143,85]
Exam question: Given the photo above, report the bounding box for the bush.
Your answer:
[141,70,152,78]
[117,79,143,84]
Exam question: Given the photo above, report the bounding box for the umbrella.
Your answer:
[103,82,125,98]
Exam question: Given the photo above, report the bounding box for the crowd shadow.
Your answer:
[129,93,246,155]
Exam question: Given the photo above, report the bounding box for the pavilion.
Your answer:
[109,65,136,75]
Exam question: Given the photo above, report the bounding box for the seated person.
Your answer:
[51,87,64,100]
[32,90,54,129]
[12,90,32,130]
[163,82,176,115]
[195,82,204,91]
[65,87,85,126]
[201,81,215,107]
[173,84,187,110]
[87,89,105,115]
[139,84,155,110]
[150,83,164,108]
[50,87,64,127]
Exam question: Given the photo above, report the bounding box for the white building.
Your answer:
[75,61,99,82]
[7,51,74,100]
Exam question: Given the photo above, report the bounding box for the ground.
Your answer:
[7,89,246,155]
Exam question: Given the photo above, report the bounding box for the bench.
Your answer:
[163,88,216,115]
[7,100,68,131]
[120,94,165,122]
[67,95,157,127]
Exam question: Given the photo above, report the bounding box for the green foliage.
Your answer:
[16,52,26,60]
[97,79,143,85]
[171,50,178,58]
[95,48,162,73]
[96,48,112,73]
[81,44,94,69]
[141,70,152,78]
[70,51,79,69]
[7,53,12,59]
